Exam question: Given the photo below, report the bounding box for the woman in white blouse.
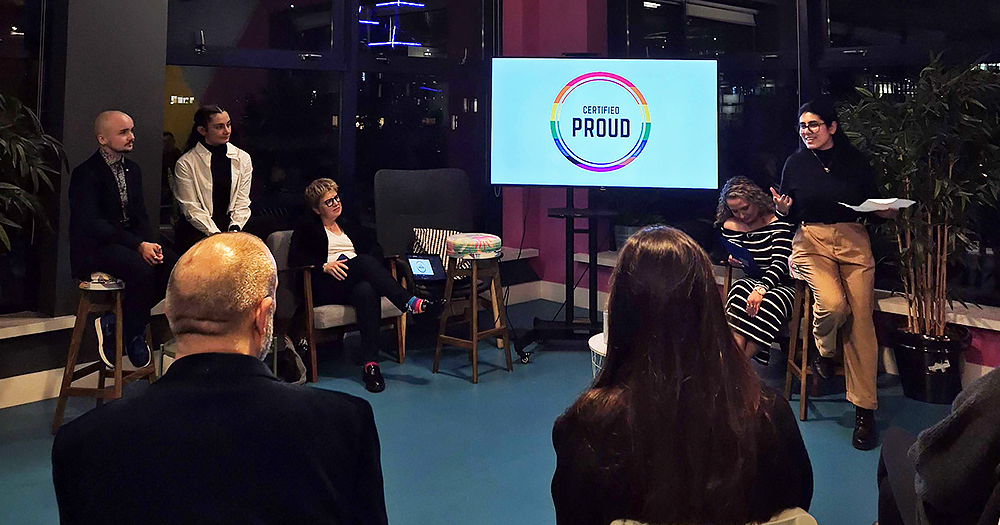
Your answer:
[172,105,253,252]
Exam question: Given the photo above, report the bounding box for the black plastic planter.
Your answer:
[892,327,970,404]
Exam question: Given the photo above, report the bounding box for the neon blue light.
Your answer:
[374,1,425,7]
[360,20,380,24]
[367,41,422,47]
[419,86,442,92]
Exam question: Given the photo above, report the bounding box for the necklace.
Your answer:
[811,148,831,173]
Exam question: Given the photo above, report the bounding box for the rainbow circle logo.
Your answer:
[550,72,651,172]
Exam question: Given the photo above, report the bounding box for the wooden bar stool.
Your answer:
[434,234,513,383]
[51,273,157,434]
[782,280,846,421]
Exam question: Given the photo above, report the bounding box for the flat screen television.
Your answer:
[490,57,718,189]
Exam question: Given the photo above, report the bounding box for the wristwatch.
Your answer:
[753,284,768,296]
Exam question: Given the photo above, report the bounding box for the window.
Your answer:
[162,66,342,243]
[359,0,448,58]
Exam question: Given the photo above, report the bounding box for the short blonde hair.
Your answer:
[304,178,339,210]
[166,233,277,337]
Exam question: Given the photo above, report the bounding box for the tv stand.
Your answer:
[515,188,614,361]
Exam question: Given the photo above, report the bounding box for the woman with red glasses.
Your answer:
[772,99,894,451]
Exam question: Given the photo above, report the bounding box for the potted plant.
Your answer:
[840,55,1000,403]
[0,94,62,251]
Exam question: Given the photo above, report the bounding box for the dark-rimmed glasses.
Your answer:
[798,120,826,133]
[323,195,341,207]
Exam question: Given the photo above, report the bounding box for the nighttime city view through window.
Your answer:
[359,0,448,58]
[162,66,343,241]
[355,73,448,210]
[0,0,45,314]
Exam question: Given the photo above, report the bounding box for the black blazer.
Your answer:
[288,212,382,270]
[68,150,152,278]
[52,353,389,525]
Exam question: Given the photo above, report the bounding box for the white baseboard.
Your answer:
[0,363,100,410]
[503,281,610,312]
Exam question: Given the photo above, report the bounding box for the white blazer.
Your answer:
[173,142,253,235]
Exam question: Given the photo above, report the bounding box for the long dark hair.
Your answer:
[566,226,763,524]
[184,105,227,152]
[797,99,854,150]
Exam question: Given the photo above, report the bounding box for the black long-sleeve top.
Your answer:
[778,141,880,224]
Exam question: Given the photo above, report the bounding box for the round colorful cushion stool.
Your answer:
[445,233,502,260]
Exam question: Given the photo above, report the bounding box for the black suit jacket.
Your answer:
[52,353,389,525]
[68,150,152,279]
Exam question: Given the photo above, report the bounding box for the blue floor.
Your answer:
[0,300,951,525]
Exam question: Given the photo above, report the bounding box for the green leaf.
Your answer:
[0,224,9,251]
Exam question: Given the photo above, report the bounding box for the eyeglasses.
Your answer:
[323,195,341,207]
[798,120,826,132]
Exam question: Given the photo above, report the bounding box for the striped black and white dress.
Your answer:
[722,220,796,353]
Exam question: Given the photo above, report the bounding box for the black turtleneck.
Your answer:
[777,139,880,224]
[202,139,232,231]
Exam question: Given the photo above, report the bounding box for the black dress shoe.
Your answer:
[812,353,835,380]
[421,298,447,317]
[853,406,877,450]
[363,363,385,393]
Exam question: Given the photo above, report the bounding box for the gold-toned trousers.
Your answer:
[791,223,878,410]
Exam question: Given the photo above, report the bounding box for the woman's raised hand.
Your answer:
[770,187,793,215]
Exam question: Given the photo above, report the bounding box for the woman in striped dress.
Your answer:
[717,177,796,365]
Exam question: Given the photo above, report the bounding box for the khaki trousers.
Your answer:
[791,223,879,410]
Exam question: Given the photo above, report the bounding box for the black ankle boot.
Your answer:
[853,406,877,450]
[812,353,835,380]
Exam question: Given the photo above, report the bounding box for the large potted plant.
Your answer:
[840,56,1000,403]
[0,94,62,251]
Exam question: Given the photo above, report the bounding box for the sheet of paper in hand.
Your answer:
[839,198,916,213]
[719,236,764,279]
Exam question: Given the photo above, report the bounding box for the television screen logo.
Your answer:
[550,72,652,172]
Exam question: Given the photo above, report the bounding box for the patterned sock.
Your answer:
[406,296,425,314]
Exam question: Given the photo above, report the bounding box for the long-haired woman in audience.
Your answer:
[717,176,797,366]
[288,178,441,393]
[551,226,812,525]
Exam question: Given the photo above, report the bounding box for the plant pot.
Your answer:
[891,326,970,404]
[614,225,642,250]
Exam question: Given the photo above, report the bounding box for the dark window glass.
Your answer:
[162,67,342,243]
[0,0,45,314]
[829,0,1000,49]
[355,72,448,209]
[167,0,334,54]
[359,0,447,58]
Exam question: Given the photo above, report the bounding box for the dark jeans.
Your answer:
[878,427,919,525]
[311,254,411,362]
[82,244,178,341]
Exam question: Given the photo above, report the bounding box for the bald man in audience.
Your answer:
[52,233,390,525]
[68,110,178,369]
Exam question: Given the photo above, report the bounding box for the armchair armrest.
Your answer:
[386,255,416,293]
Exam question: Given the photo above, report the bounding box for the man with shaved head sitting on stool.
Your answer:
[69,110,178,368]
[52,233,390,525]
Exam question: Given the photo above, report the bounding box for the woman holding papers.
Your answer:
[717,177,796,366]
[772,99,893,451]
